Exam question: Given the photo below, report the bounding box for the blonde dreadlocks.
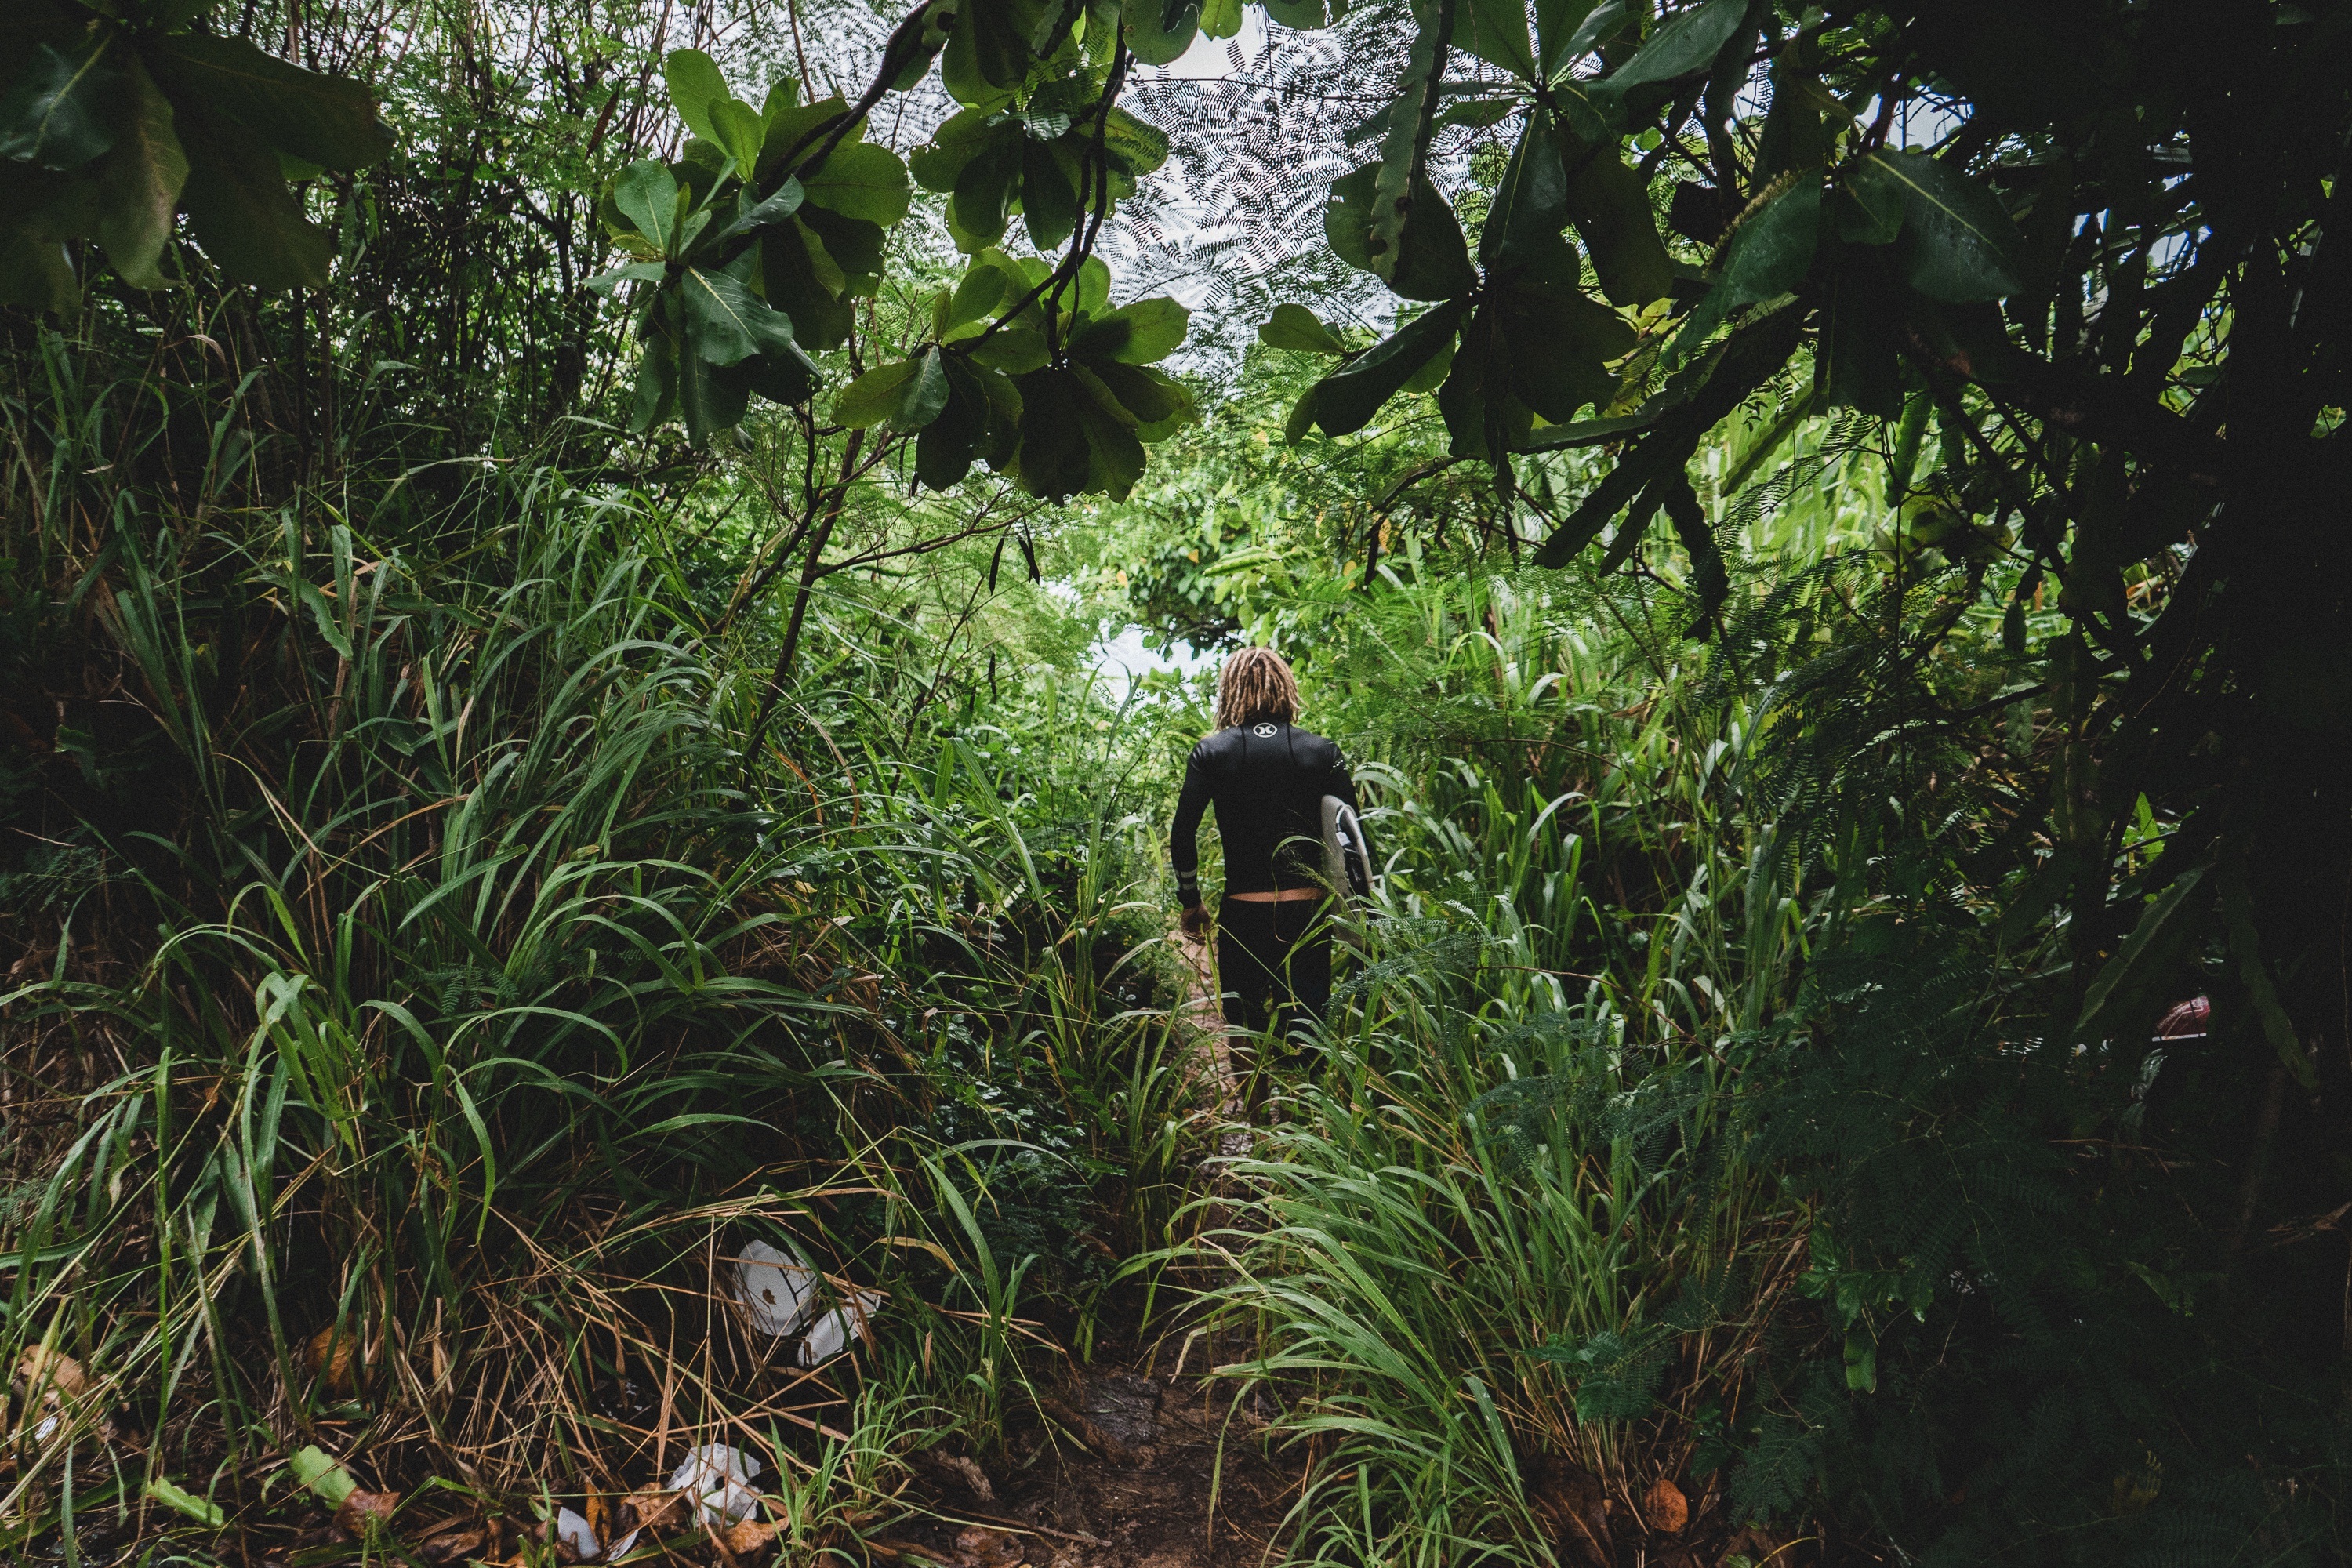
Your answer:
[1215,647,1301,729]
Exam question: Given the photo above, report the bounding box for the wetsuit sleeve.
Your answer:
[1171,747,1211,909]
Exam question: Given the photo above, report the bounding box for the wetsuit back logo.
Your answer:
[1251,722,1277,738]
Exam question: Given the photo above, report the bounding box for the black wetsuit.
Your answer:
[1171,718,1365,1038]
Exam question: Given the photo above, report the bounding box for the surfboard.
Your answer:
[1319,794,1374,899]
[1320,795,1376,950]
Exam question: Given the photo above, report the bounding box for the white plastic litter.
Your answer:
[732,1241,820,1338]
[667,1444,764,1526]
[553,1506,600,1560]
[797,1289,883,1367]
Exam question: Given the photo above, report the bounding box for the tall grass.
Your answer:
[1193,563,1826,1567]
[0,326,1207,1554]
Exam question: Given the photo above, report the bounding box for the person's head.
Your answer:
[1215,646,1300,729]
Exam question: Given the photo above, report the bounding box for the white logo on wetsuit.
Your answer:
[1251,722,1277,738]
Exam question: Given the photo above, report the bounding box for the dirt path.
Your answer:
[880,931,1304,1568]
[887,1353,1303,1568]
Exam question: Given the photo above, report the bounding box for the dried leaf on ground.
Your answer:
[1644,1474,1689,1534]
[931,1450,995,1500]
[720,1516,780,1557]
[953,1525,1025,1568]
[417,1517,488,1564]
[617,1486,686,1536]
[334,1486,401,1537]
[14,1347,87,1399]
[304,1323,367,1395]
[1526,1453,1614,1568]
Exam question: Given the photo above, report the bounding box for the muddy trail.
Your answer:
[877,930,1305,1568]
[880,1350,1304,1568]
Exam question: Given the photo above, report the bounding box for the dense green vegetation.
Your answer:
[5,2,2349,1566]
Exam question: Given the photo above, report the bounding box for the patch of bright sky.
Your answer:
[1080,16,1263,699]
[1094,621,1218,701]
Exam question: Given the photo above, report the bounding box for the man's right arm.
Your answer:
[1171,746,1210,913]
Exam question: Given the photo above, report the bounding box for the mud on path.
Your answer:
[884,1349,1305,1568]
[870,931,1302,1568]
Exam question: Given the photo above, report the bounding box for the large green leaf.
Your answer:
[663,49,729,144]
[1835,152,1906,245]
[923,358,1024,485]
[1011,368,1092,499]
[948,0,1076,101]
[1087,361,1194,438]
[1259,303,1349,354]
[94,60,187,289]
[1020,139,1078,249]
[677,266,797,365]
[833,358,923,428]
[1295,299,1468,438]
[1073,376,1149,499]
[1495,280,1629,421]
[1368,0,1453,290]
[891,347,955,431]
[1601,0,1744,92]
[1547,0,1626,76]
[1326,163,1479,301]
[1534,0,1600,78]
[762,217,855,350]
[1483,109,1570,272]
[800,205,886,294]
[1069,296,1189,364]
[940,262,1009,331]
[967,323,1051,373]
[176,109,330,289]
[1561,132,1671,306]
[707,97,767,179]
[150,34,393,170]
[677,344,752,444]
[1066,253,1114,316]
[1864,148,2026,302]
[612,161,682,253]
[732,342,822,407]
[1200,0,1245,39]
[1096,105,1172,181]
[1816,244,1904,415]
[629,332,678,434]
[800,142,912,224]
[0,38,122,169]
[586,260,665,296]
[755,94,857,185]
[710,178,804,243]
[1121,0,1203,67]
[1715,172,1823,309]
[1434,314,1535,461]
[1455,0,1537,80]
[947,135,1022,250]
[910,107,1008,192]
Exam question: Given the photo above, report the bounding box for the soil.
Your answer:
[876,931,1305,1568]
[887,1352,1308,1568]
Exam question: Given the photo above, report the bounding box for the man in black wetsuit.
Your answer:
[1171,647,1367,1098]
